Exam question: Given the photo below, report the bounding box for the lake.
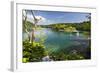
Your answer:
[23,28,90,58]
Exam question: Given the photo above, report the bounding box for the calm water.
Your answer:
[23,28,90,54]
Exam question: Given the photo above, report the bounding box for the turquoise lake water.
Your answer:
[23,28,90,56]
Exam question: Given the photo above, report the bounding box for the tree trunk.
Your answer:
[32,29,35,42]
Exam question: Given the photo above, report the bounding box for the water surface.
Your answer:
[23,28,90,56]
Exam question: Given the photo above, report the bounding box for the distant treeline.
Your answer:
[40,21,91,31]
[23,20,91,32]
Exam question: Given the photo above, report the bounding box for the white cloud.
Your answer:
[36,16,46,21]
[26,14,34,23]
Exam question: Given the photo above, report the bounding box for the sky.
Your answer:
[23,10,90,25]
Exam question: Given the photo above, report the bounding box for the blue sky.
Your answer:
[25,10,90,25]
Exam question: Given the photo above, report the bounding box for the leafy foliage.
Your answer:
[23,40,47,62]
[66,53,84,60]
[23,20,34,32]
[49,51,85,61]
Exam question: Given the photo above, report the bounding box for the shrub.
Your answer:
[66,53,84,60]
[23,40,47,62]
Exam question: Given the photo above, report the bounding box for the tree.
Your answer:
[86,14,91,21]
[23,10,30,41]
[30,10,42,42]
[23,10,42,43]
